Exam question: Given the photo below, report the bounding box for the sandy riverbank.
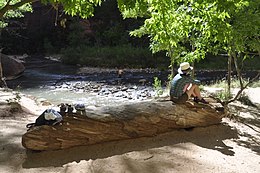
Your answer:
[0,88,259,173]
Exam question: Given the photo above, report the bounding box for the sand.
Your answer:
[0,88,259,173]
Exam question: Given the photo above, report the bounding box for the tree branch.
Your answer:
[233,53,243,89]
[225,72,260,104]
[0,0,39,19]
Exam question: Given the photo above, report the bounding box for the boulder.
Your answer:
[1,54,25,80]
[22,99,225,151]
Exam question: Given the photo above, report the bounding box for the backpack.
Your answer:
[26,109,63,129]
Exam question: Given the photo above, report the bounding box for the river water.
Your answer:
[6,56,169,106]
[7,56,257,107]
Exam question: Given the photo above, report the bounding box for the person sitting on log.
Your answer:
[170,62,208,104]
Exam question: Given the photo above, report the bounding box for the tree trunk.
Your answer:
[233,53,243,88]
[191,61,195,79]
[22,100,224,151]
[169,49,175,77]
[227,55,232,97]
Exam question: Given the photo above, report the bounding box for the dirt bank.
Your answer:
[0,88,259,173]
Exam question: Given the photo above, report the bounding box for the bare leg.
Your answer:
[193,85,202,99]
[185,84,196,98]
[186,84,208,104]
[186,84,202,99]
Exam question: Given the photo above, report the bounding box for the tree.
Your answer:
[1,0,259,58]
[1,0,34,87]
[1,0,259,94]
[0,0,103,87]
[219,0,260,104]
[0,0,34,28]
[118,0,260,105]
[0,0,104,23]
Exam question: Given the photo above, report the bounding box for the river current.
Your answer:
[6,56,169,106]
[7,56,257,107]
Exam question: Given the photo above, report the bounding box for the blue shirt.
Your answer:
[170,74,200,97]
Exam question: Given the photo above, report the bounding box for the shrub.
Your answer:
[60,45,169,68]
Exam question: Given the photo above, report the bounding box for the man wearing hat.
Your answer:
[170,62,208,104]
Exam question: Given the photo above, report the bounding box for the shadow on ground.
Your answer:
[229,104,260,154]
[22,123,238,168]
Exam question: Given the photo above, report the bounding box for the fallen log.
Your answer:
[22,100,225,151]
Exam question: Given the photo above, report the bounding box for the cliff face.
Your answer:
[1,2,68,54]
[1,0,141,54]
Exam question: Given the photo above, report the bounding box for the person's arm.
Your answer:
[184,76,200,85]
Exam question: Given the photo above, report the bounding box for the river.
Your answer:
[6,55,257,107]
[6,56,169,106]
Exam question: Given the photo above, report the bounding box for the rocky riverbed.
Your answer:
[5,55,259,107]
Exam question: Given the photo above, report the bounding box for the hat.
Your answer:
[178,62,193,74]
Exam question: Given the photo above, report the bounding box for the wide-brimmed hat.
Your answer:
[178,62,193,74]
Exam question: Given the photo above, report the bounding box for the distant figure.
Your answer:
[59,103,67,116]
[118,69,124,78]
[67,104,74,114]
[170,62,208,104]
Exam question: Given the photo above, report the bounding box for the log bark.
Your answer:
[22,100,225,151]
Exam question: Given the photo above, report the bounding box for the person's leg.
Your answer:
[193,85,202,99]
[186,84,208,104]
[185,84,201,98]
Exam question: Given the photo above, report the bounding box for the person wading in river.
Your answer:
[170,62,209,104]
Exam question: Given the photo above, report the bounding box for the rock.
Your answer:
[1,54,25,80]
[139,79,147,85]
[37,98,52,106]
[22,99,225,151]
[9,102,22,113]
[243,88,260,107]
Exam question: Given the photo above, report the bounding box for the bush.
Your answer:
[60,45,169,68]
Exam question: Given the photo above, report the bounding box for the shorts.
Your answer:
[171,93,189,104]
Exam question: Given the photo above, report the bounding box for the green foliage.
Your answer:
[41,0,103,18]
[1,0,259,71]
[215,88,231,101]
[120,0,259,69]
[43,38,53,54]
[6,92,21,104]
[101,23,129,46]
[153,76,163,96]
[228,0,260,54]
[208,78,260,89]
[117,0,149,18]
[0,0,32,28]
[60,44,168,68]
[5,92,22,113]
[1,0,104,28]
[66,20,91,47]
[0,20,7,28]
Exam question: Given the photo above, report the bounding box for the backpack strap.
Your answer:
[26,123,35,129]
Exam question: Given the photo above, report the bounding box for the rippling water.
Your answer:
[7,56,161,106]
[7,56,258,106]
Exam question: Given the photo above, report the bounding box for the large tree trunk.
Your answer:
[22,100,224,151]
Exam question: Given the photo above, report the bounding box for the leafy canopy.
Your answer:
[1,0,259,64]
[0,0,32,28]
[0,0,103,28]
[118,0,259,64]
